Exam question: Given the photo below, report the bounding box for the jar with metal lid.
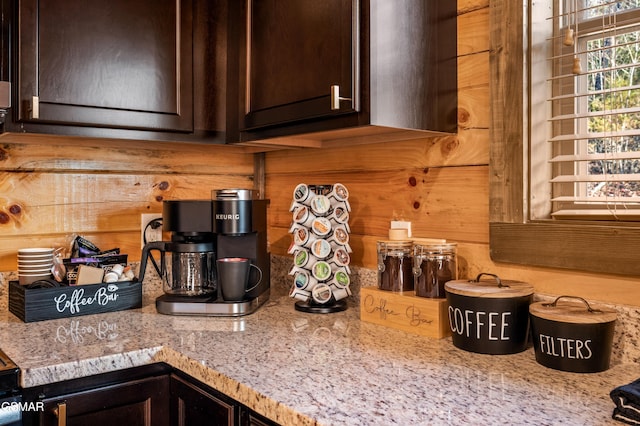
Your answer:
[413,242,457,298]
[377,240,413,292]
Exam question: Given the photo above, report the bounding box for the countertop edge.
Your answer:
[21,344,316,426]
[154,346,319,426]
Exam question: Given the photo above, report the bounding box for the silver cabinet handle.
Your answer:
[32,95,39,119]
[53,402,67,426]
[330,85,352,110]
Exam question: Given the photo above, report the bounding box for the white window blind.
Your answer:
[548,0,640,220]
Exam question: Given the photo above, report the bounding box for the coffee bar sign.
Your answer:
[359,286,451,339]
[8,280,142,323]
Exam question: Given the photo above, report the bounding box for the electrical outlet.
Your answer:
[141,213,163,248]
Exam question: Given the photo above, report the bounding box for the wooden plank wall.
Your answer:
[0,134,255,270]
[1,0,638,306]
[265,0,640,307]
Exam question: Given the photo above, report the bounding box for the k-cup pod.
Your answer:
[293,183,315,205]
[310,238,332,260]
[311,260,333,282]
[294,270,318,291]
[289,265,309,276]
[327,183,349,202]
[331,247,351,268]
[333,199,351,212]
[292,205,316,228]
[293,248,313,269]
[311,283,333,304]
[104,264,125,283]
[308,184,332,195]
[327,205,350,226]
[327,225,350,246]
[309,194,333,217]
[293,227,315,248]
[288,222,306,235]
[311,217,332,237]
[287,239,304,255]
[329,268,350,289]
[331,285,352,301]
[120,266,135,281]
[290,286,311,302]
[289,199,305,212]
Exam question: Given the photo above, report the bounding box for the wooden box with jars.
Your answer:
[359,239,458,339]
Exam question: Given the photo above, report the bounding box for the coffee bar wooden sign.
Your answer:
[359,287,451,339]
[8,280,142,322]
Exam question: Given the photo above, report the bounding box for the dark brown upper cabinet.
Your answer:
[3,0,228,143]
[229,0,458,146]
[16,0,193,132]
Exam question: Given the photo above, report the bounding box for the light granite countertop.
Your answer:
[1,266,639,425]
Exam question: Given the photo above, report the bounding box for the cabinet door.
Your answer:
[17,0,193,132]
[170,374,238,426]
[241,0,358,131]
[38,375,170,426]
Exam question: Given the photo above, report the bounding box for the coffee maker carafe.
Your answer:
[139,200,217,297]
[138,190,270,316]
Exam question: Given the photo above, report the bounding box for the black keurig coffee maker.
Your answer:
[139,189,270,316]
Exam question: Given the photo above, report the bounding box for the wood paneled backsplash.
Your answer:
[2,0,639,307]
[0,133,255,268]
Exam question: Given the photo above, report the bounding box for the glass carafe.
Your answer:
[140,241,217,296]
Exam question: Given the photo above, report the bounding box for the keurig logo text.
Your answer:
[216,214,240,220]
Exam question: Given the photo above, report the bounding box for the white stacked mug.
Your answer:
[17,248,54,285]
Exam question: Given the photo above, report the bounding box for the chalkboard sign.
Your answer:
[8,280,142,322]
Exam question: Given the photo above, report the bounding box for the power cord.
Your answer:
[142,218,163,277]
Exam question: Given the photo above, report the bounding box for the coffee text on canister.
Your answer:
[448,307,512,340]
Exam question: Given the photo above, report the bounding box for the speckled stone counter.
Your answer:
[1,263,639,425]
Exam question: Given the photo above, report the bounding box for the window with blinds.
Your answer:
[547,0,640,220]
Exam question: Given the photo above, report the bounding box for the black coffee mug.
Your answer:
[217,258,263,302]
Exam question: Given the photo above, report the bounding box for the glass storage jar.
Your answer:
[377,240,413,292]
[413,242,457,298]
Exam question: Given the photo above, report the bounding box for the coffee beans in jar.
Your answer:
[413,243,457,298]
[377,240,413,292]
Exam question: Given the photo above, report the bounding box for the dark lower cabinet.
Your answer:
[170,373,237,426]
[36,375,170,426]
[170,371,279,426]
[22,364,280,426]
[22,364,172,426]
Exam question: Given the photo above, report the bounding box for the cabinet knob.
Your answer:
[53,402,67,426]
[330,85,352,110]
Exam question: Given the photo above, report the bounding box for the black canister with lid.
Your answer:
[445,273,534,355]
[377,240,413,292]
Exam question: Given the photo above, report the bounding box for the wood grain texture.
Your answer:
[457,7,490,56]
[0,138,255,270]
[359,287,451,339]
[267,166,489,244]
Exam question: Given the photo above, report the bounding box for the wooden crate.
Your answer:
[8,280,142,322]
[360,287,451,339]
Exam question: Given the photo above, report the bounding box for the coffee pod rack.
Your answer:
[288,183,352,313]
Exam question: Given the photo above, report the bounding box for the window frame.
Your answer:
[489,0,640,276]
